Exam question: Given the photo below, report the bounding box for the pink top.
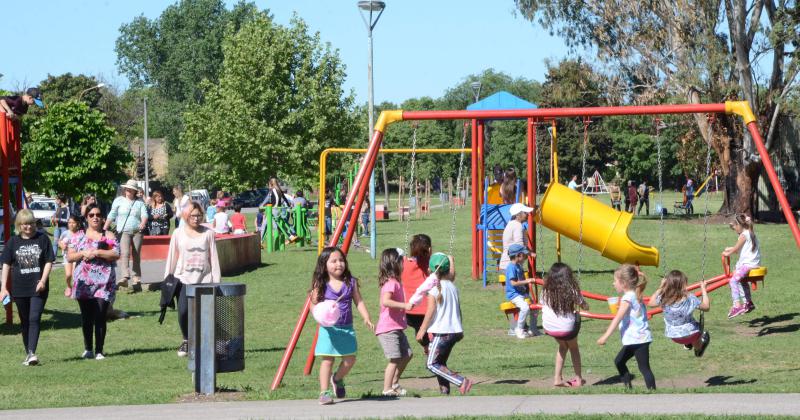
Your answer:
[375,278,407,334]
[230,213,246,231]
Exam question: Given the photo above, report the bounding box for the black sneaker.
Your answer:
[621,373,633,389]
[683,344,693,350]
[177,340,188,357]
[330,375,346,398]
[695,331,711,357]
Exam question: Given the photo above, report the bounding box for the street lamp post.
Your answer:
[143,97,150,198]
[358,0,385,259]
[470,81,482,103]
[76,83,106,100]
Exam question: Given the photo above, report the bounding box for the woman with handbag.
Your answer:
[104,180,148,293]
[164,201,221,357]
[147,189,173,236]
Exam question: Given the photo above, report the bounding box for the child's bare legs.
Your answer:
[391,354,412,388]
[319,356,335,391]
[566,338,583,381]
[554,339,569,385]
[333,355,356,382]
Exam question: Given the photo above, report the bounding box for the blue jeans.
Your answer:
[53,226,66,257]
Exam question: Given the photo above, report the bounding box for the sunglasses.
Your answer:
[87,213,103,219]
[188,214,203,219]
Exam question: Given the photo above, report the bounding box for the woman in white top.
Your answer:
[498,203,534,271]
[165,201,221,357]
[172,185,190,229]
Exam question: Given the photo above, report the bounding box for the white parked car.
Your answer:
[30,198,57,227]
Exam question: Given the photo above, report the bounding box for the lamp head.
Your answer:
[358,1,386,11]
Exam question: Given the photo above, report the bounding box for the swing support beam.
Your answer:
[270,101,799,391]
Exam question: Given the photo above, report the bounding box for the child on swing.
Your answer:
[722,214,761,318]
[646,270,711,357]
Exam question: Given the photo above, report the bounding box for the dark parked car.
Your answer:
[233,188,268,208]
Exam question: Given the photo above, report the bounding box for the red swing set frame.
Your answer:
[270,101,800,391]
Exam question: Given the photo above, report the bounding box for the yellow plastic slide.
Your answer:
[536,183,659,266]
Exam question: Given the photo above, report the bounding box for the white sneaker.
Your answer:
[507,328,516,336]
[23,353,38,366]
[95,353,106,360]
[81,350,95,359]
[527,329,543,337]
[515,328,527,339]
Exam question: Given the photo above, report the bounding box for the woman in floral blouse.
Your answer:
[147,189,173,235]
[67,204,120,360]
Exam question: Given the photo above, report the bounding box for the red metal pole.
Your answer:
[271,129,385,391]
[1,116,10,325]
[470,119,478,278]
[527,118,536,276]
[746,122,800,249]
[477,120,485,278]
[402,103,729,122]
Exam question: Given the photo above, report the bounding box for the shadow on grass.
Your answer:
[245,347,284,354]
[593,375,628,386]
[225,262,273,277]
[0,323,21,335]
[748,312,799,327]
[60,346,174,361]
[42,308,83,329]
[494,379,530,385]
[705,375,757,387]
[758,323,800,336]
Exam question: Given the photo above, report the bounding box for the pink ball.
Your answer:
[312,300,340,327]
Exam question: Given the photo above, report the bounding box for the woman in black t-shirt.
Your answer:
[0,209,55,366]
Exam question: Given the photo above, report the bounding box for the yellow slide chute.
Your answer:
[536,183,659,266]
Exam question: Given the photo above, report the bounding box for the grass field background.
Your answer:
[1,190,798,410]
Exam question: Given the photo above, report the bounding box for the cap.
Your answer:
[508,243,530,257]
[26,87,44,108]
[429,252,450,274]
[509,203,534,216]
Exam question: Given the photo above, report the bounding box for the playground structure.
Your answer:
[270,101,800,391]
[0,115,26,325]
[260,204,312,252]
[317,148,472,254]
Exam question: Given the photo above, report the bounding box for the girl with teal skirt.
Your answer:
[310,247,374,405]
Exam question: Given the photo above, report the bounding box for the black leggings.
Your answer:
[14,293,48,354]
[175,281,189,340]
[405,314,431,348]
[77,298,110,354]
[615,342,656,389]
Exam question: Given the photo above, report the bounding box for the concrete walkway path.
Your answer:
[2,394,799,419]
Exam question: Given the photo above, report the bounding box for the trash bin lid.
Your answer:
[186,283,246,297]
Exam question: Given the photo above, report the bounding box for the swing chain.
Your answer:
[405,125,419,248]
[700,115,715,281]
[576,117,591,280]
[654,118,667,277]
[449,122,469,254]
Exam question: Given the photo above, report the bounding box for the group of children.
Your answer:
[307,213,761,402]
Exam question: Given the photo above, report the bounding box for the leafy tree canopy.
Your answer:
[180,13,358,191]
[39,73,104,108]
[24,101,130,199]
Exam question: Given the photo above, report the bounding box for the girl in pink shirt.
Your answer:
[375,248,413,397]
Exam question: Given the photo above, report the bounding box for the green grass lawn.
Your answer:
[1,191,798,410]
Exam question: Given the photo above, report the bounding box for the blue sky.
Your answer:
[1,0,570,104]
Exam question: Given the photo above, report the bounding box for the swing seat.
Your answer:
[500,298,531,318]
[745,266,767,290]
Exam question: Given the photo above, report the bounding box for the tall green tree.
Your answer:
[115,0,258,103]
[181,13,358,191]
[515,0,800,215]
[39,73,104,108]
[23,102,131,199]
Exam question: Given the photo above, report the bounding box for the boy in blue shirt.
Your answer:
[505,243,540,338]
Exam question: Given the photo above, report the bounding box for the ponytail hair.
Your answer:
[615,264,648,300]
[734,213,758,252]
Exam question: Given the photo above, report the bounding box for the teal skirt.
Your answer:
[315,324,357,357]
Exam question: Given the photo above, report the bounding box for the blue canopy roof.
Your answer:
[466,91,537,111]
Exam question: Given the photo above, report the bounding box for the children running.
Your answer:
[597,264,656,390]
[310,247,374,405]
[541,263,589,387]
[375,248,413,397]
[722,214,761,318]
[647,270,711,356]
[504,243,540,339]
[416,253,473,395]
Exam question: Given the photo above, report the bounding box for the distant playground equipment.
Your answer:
[1,115,25,325]
[584,169,610,195]
[270,100,800,391]
[261,204,311,253]
[317,147,471,254]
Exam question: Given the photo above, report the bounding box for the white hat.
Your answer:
[509,203,534,216]
[121,179,140,191]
